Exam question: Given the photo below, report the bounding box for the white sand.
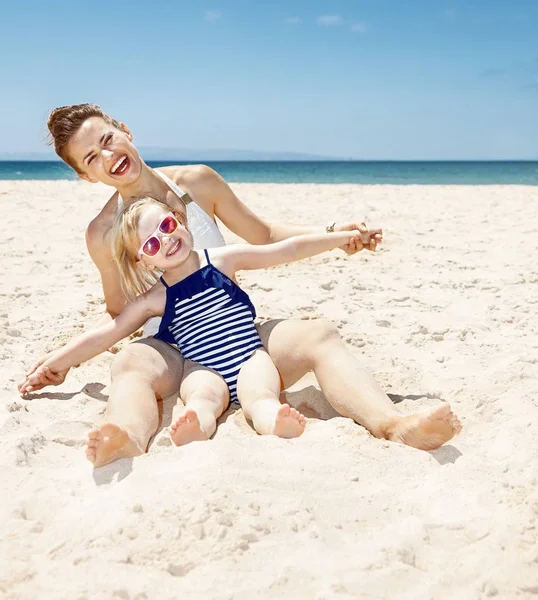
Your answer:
[1,181,537,599]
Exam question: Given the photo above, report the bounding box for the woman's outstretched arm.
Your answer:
[182,166,383,253]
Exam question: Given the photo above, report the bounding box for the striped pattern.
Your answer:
[168,283,263,402]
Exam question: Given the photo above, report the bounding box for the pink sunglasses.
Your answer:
[138,212,181,258]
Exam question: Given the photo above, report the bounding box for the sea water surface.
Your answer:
[0,160,537,184]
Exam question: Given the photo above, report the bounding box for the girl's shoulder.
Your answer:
[203,246,240,280]
[143,281,168,315]
[203,246,235,263]
[146,278,167,298]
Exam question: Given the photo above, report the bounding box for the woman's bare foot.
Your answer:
[270,404,307,439]
[85,423,145,468]
[386,403,462,451]
[169,408,209,446]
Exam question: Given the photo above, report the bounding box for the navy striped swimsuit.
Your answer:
[155,249,264,403]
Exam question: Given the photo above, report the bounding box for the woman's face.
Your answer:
[66,117,143,186]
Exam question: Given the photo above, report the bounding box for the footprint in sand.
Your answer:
[14,434,46,466]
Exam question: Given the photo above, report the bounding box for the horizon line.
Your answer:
[1,157,538,163]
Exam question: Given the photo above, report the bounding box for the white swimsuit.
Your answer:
[118,169,226,337]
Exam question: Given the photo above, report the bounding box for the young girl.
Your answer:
[20,197,372,444]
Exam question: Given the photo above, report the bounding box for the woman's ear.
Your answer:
[78,172,99,184]
[120,122,133,141]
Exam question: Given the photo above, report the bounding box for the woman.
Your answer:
[23,104,461,467]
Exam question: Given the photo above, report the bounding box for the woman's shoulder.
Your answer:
[156,165,219,215]
[86,191,121,248]
[157,164,221,191]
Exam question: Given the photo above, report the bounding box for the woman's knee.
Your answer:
[304,318,341,347]
[111,342,184,398]
[296,319,342,369]
[110,342,165,381]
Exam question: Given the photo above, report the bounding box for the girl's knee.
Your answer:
[240,390,279,416]
[188,389,229,412]
[183,377,229,411]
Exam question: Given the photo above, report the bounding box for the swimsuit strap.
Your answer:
[155,170,191,204]
[203,248,211,265]
[160,275,170,289]
[116,193,125,215]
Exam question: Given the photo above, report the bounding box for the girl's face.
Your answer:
[137,205,192,271]
[66,117,143,186]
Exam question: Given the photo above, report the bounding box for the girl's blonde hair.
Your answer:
[111,197,188,302]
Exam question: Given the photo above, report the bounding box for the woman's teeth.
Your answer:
[111,156,128,175]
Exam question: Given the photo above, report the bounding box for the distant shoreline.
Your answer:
[1,160,536,184]
[1,159,537,163]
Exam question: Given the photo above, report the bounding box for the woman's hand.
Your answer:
[18,354,70,396]
[334,222,383,254]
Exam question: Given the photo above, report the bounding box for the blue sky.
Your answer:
[2,0,537,159]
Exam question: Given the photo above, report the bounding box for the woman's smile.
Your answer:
[109,155,130,176]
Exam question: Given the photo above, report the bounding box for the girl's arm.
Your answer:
[19,286,165,395]
[217,230,367,276]
[176,166,382,252]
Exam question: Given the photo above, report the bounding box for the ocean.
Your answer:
[0,160,537,185]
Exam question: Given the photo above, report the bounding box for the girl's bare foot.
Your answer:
[386,403,462,451]
[270,404,307,439]
[85,424,145,468]
[169,408,209,446]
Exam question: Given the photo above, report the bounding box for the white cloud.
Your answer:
[285,17,301,25]
[317,15,342,26]
[351,21,367,33]
[204,10,221,22]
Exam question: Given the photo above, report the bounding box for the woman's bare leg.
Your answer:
[86,338,184,467]
[237,349,306,438]
[258,319,461,449]
[169,362,230,446]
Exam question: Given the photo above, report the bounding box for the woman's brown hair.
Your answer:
[47,104,121,172]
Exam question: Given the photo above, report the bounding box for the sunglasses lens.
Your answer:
[160,215,177,235]
[143,236,160,256]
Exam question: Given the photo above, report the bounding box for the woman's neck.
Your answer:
[161,250,202,287]
[116,162,170,205]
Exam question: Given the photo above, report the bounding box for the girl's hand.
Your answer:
[334,222,383,255]
[18,355,69,396]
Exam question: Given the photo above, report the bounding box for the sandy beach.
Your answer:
[1,180,537,599]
